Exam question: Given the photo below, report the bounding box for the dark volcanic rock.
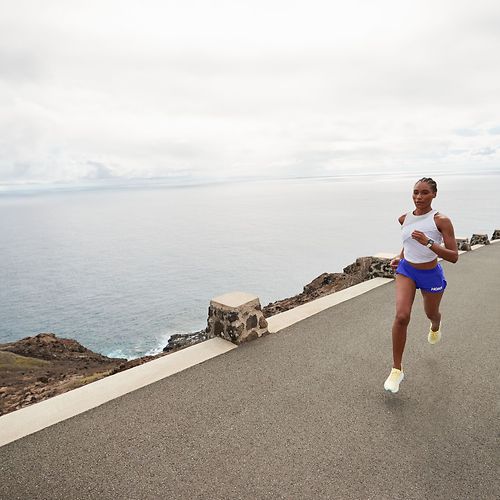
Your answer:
[162,330,209,353]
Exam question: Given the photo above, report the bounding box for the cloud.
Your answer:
[472,147,496,156]
[0,49,42,83]
[1,0,500,187]
[454,129,481,137]
[84,162,115,180]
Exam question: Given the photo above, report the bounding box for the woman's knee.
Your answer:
[395,311,411,326]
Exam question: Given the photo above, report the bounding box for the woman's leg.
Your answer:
[421,290,444,331]
[392,274,417,370]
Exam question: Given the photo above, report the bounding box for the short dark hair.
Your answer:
[417,177,437,193]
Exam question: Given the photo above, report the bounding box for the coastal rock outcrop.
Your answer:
[263,256,393,317]
[0,333,127,416]
[2,332,122,363]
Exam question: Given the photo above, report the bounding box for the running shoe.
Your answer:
[428,323,441,344]
[384,368,404,393]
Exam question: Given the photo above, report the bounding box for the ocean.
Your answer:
[1,171,499,359]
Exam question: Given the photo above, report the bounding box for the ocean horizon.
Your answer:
[1,170,499,359]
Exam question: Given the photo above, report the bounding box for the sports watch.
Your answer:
[426,239,434,248]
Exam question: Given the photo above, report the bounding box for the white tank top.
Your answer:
[401,209,443,263]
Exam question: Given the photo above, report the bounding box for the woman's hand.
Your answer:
[390,258,400,270]
[411,230,430,246]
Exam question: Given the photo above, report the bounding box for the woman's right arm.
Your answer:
[390,214,406,269]
[390,249,403,269]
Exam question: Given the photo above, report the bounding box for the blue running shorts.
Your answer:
[396,258,447,293]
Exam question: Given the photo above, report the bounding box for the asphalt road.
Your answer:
[1,244,499,500]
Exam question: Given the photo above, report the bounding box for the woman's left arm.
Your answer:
[411,215,459,263]
[433,215,459,263]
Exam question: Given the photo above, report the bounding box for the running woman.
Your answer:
[384,177,458,393]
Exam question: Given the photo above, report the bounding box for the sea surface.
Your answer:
[1,172,499,359]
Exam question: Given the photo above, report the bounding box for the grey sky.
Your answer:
[1,0,499,188]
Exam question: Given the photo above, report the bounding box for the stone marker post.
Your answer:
[470,234,490,246]
[207,292,269,345]
[456,237,472,251]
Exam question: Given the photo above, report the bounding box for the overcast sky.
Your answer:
[1,0,499,188]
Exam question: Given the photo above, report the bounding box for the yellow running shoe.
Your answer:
[428,323,441,344]
[384,368,404,393]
